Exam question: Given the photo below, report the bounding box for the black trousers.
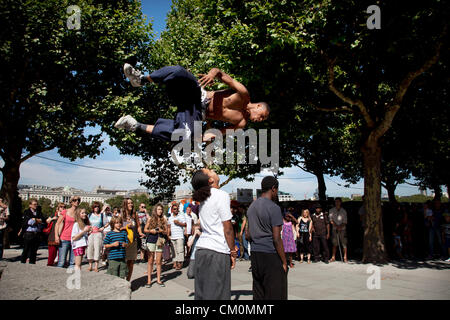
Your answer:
[149,66,203,142]
[250,251,287,300]
[21,232,40,264]
[313,235,329,261]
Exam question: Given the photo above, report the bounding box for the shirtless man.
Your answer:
[114,64,269,142]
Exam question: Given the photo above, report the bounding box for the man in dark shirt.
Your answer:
[20,199,43,264]
[311,203,330,264]
[247,176,287,300]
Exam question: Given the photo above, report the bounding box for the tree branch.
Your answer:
[220,176,233,188]
[20,146,54,164]
[325,56,375,127]
[373,25,447,141]
[392,25,447,107]
[309,101,353,113]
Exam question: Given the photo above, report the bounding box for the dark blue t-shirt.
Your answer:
[247,197,283,253]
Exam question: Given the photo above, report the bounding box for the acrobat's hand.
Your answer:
[198,68,219,88]
[202,132,217,142]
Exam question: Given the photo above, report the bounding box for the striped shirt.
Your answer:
[169,213,186,240]
[103,230,128,260]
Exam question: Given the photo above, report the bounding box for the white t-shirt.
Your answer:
[196,188,233,254]
[169,213,186,240]
[103,214,113,233]
[71,222,88,249]
[184,212,199,235]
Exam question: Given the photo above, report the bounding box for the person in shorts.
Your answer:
[71,209,91,271]
[144,203,168,287]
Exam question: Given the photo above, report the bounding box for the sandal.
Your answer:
[307,259,311,264]
[329,258,336,263]
[157,282,165,287]
[145,283,152,288]
[299,260,303,263]
[344,258,348,263]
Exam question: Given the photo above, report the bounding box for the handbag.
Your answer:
[162,242,171,261]
[126,225,134,244]
[156,236,166,248]
[43,221,54,235]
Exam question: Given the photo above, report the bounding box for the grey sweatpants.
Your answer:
[194,249,231,300]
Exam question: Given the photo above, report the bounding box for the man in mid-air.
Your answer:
[115,64,269,142]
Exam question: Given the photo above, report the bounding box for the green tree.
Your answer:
[0,0,152,232]
[105,196,124,210]
[145,0,448,263]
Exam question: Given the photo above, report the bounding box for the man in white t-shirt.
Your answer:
[191,168,237,300]
[168,203,186,270]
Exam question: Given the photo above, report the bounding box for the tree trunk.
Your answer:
[432,185,442,201]
[0,157,22,240]
[386,182,397,203]
[314,171,327,201]
[362,138,388,264]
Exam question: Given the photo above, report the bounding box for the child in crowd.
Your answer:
[71,208,91,271]
[103,216,129,279]
[186,223,202,279]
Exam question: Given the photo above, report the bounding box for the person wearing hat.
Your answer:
[311,203,330,264]
[247,176,287,300]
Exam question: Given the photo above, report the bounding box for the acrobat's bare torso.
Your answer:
[205,89,249,128]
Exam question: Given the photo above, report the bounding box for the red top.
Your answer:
[60,210,75,241]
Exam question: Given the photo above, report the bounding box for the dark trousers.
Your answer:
[150,66,203,142]
[313,235,329,261]
[194,249,231,300]
[21,232,40,264]
[250,251,287,300]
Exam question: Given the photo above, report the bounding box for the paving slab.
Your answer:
[1,246,449,300]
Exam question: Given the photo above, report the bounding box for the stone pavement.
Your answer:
[1,246,449,300]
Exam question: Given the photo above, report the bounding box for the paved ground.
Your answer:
[1,246,449,300]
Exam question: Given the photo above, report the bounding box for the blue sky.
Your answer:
[0,0,424,198]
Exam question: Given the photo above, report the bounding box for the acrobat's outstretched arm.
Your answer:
[198,68,250,103]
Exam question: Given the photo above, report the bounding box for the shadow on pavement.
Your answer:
[131,275,148,291]
[130,270,183,291]
[348,258,450,270]
[186,290,253,300]
[231,290,253,300]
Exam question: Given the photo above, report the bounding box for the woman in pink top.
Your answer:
[54,196,80,269]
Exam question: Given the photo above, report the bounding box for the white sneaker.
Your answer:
[123,63,143,87]
[445,257,450,262]
[114,115,138,132]
[172,123,192,140]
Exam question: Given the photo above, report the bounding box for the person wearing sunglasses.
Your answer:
[87,201,107,272]
[137,203,150,263]
[54,196,81,270]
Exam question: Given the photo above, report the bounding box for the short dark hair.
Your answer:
[260,102,270,113]
[261,176,279,193]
